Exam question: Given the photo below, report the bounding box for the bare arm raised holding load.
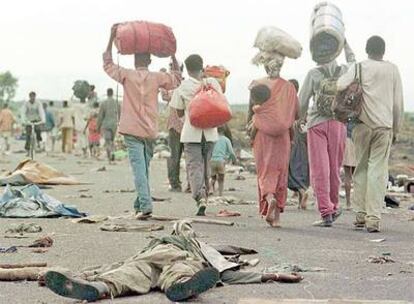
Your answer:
[102,22,181,220]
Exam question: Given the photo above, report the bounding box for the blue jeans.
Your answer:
[124,135,154,213]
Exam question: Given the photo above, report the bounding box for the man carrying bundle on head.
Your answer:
[103,23,181,220]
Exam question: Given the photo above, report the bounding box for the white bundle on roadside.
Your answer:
[252,26,302,65]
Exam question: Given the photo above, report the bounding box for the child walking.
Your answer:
[210,126,237,197]
[84,102,101,158]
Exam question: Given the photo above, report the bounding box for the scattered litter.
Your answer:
[368,256,395,264]
[384,195,400,208]
[104,189,134,193]
[239,149,254,160]
[99,223,164,232]
[409,204,414,211]
[248,259,260,267]
[31,248,48,254]
[265,263,327,273]
[217,209,241,217]
[72,215,108,224]
[226,165,244,174]
[6,223,42,234]
[211,245,258,255]
[407,261,414,266]
[369,238,386,243]
[0,246,17,253]
[0,184,86,218]
[93,166,107,172]
[78,189,90,193]
[28,236,54,248]
[208,196,253,206]
[152,196,172,202]
[4,235,30,239]
[79,194,93,199]
[235,175,246,181]
[153,151,171,159]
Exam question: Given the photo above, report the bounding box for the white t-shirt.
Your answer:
[170,77,222,143]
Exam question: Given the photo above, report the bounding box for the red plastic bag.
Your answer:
[115,21,176,57]
[189,85,232,129]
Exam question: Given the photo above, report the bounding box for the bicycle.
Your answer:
[27,121,43,160]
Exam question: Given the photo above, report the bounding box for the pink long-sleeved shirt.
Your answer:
[103,51,180,139]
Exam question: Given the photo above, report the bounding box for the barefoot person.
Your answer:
[103,24,181,219]
[43,221,303,302]
[248,53,299,228]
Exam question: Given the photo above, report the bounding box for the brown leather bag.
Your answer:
[334,63,364,123]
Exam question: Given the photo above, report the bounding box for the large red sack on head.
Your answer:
[204,65,230,93]
[189,85,232,129]
[115,21,177,57]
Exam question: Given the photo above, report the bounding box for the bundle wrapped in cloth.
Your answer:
[115,20,176,57]
[204,65,230,93]
[252,26,302,61]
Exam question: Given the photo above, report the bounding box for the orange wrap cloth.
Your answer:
[251,78,298,216]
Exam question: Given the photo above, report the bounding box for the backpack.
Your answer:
[315,66,342,117]
[333,63,364,123]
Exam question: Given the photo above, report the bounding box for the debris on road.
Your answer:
[150,215,235,226]
[5,223,42,234]
[31,248,49,254]
[368,256,395,264]
[28,236,54,248]
[0,159,82,185]
[99,223,164,232]
[0,246,17,253]
[265,263,327,273]
[217,209,241,217]
[0,184,86,218]
[72,215,109,224]
[369,238,386,243]
[0,263,47,269]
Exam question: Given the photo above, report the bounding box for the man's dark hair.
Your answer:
[184,54,203,73]
[29,91,36,97]
[366,36,386,57]
[63,100,68,107]
[288,79,299,93]
[90,85,95,91]
[107,88,114,97]
[250,84,271,105]
[49,101,54,106]
[93,102,99,109]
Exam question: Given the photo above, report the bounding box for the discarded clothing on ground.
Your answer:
[265,263,327,273]
[72,215,109,224]
[0,159,82,186]
[99,223,164,232]
[5,223,42,234]
[28,236,54,248]
[0,184,86,218]
[368,256,395,264]
[0,246,17,253]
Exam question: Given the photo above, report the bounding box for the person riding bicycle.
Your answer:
[21,91,46,155]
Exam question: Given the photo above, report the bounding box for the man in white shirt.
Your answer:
[170,54,222,216]
[337,36,404,233]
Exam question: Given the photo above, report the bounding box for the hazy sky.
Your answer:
[1,0,413,110]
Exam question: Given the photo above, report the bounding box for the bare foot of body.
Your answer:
[299,189,308,210]
[265,196,276,227]
[272,206,281,228]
